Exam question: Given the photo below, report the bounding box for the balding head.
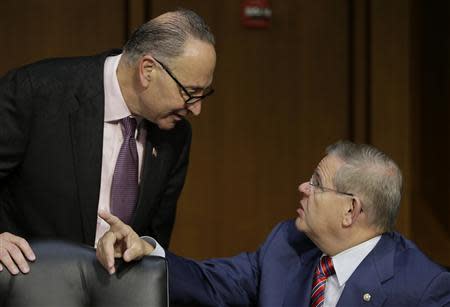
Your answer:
[123,8,215,65]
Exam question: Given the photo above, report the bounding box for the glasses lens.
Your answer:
[185,88,214,104]
[185,97,201,104]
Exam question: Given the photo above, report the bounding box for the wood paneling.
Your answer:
[350,0,370,143]
[365,0,449,266]
[0,0,448,266]
[369,0,413,237]
[411,0,450,266]
[0,0,128,74]
[150,1,351,258]
[127,0,150,35]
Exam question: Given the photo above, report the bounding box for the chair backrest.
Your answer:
[0,239,168,307]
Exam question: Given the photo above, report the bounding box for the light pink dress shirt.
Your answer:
[94,54,146,245]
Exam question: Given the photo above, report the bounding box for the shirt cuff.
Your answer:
[141,236,166,258]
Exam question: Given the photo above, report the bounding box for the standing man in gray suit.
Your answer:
[0,8,216,275]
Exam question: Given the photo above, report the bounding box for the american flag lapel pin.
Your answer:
[152,147,158,158]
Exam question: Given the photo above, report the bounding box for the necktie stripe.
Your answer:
[310,256,335,307]
[323,258,333,276]
[315,297,325,307]
[311,292,325,306]
[311,284,325,300]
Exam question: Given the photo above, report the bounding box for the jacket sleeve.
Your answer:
[418,270,450,306]
[166,222,287,306]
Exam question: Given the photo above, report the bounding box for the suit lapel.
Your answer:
[337,234,395,307]
[68,52,118,245]
[132,122,170,231]
[282,246,322,307]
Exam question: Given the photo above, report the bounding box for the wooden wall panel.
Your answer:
[150,1,351,258]
[369,0,449,266]
[1,0,447,266]
[411,0,450,267]
[0,0,128,75]
[350,0,370,143]
[127,0,150,35]
[369,0,412,237]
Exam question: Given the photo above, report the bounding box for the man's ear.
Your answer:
[342,197,363,227]
[138,55,156,87]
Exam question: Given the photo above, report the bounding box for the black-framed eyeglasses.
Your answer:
[153,58,215,104]
[309,178,354,197]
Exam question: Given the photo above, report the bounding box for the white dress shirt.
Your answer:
[323,235,381,306]
[94,54,147,245]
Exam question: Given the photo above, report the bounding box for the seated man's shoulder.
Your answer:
[386,232,450,293]
[373,232,450,305]
[389,232,446,273]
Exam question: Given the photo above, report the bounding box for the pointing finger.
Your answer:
[98,211,123,228]
[98,231,117,274]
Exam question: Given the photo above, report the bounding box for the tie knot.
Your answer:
[121,117,137,138]
[318,256,335,278]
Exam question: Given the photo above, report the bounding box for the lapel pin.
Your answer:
[152,147,157,158]
[363,293,372,302]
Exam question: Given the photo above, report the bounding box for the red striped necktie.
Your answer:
[310,255,335,307]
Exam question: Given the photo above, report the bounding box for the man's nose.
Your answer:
[298,181,311,195]
[186,100,202,116]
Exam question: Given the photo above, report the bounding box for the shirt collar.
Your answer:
[329,235,381,287]
[104,54,132,122]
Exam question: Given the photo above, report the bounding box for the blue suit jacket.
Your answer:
[167,220,450,306]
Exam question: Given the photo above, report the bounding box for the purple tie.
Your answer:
[111,117,138,224]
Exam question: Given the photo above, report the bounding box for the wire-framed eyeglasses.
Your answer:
[153,58,215,104]
[308,178,354,197]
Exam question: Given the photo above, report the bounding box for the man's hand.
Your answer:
[96,211,154,274]
[0,232,36,275]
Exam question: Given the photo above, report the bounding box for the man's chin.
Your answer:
[156,113,187,130]
[295,217,305,232]
[157,119,177,130]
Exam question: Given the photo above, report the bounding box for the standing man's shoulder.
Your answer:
[3,49,121,83]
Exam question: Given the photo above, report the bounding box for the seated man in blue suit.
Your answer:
[96,140,450,306]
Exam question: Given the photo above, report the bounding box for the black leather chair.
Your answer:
[0,240,168,307]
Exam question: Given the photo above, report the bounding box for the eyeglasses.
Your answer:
[153,58,215,104]
[309,178,354,197]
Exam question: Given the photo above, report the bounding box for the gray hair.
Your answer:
[326,140,402,232]
[123,8,215,64]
